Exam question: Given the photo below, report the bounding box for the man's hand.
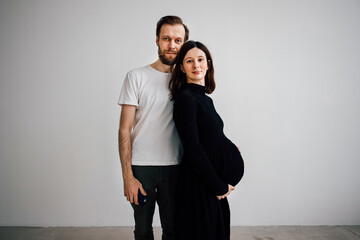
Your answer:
[124,176,147,205]
[216,184,235,200]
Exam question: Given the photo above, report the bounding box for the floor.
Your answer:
[0,226,359,240]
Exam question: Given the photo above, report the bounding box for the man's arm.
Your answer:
[118,105,146,205]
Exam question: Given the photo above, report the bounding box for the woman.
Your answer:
[169,40,244,240]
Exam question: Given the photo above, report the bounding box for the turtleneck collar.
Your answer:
[186,83,205,95]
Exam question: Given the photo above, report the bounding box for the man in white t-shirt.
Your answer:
[118,16,189,240]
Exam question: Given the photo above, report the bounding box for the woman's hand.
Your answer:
[216,184,235,200]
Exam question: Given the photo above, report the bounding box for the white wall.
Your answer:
[0,0,359,226]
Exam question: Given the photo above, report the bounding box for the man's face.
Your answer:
[157,24,186,66]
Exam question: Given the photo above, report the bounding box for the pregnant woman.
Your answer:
[169,40,244,240]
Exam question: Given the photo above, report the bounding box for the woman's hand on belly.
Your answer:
[216,184,235,200]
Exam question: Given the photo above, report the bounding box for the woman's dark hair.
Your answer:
[156,16,189,42]
[169,41,215,99]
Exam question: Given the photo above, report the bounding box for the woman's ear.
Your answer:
[180,64,185,73]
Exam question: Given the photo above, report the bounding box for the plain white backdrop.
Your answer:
[0,0,359,226]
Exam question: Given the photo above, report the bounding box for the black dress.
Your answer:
[173,83,244,240]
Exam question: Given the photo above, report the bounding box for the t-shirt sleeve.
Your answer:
[118,71,139,107]
[173,94,228,196]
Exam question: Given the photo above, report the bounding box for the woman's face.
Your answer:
[181,47,208,85]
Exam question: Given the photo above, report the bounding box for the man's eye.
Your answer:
[176,39,182,43]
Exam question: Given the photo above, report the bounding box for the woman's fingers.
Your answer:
[217,184,236,200]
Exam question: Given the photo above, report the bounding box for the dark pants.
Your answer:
[131,165,179,240]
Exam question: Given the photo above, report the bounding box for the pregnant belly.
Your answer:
[213,142,244,186]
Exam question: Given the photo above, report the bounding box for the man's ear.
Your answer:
[156,37,159,47]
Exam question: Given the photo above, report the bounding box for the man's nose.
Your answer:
[169,40,175,49]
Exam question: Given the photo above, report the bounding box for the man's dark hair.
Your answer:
[156,16,189,42]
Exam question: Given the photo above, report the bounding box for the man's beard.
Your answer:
[158,47,176,66]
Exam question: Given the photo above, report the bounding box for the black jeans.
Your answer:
[131,165,179,240]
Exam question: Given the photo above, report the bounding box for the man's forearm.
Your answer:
[118,128,133,180]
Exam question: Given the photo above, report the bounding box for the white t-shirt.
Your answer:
[118,65,182,165]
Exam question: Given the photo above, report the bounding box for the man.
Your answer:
[118,16,189,240]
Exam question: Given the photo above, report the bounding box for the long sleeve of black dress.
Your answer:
[173,85,229,196]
